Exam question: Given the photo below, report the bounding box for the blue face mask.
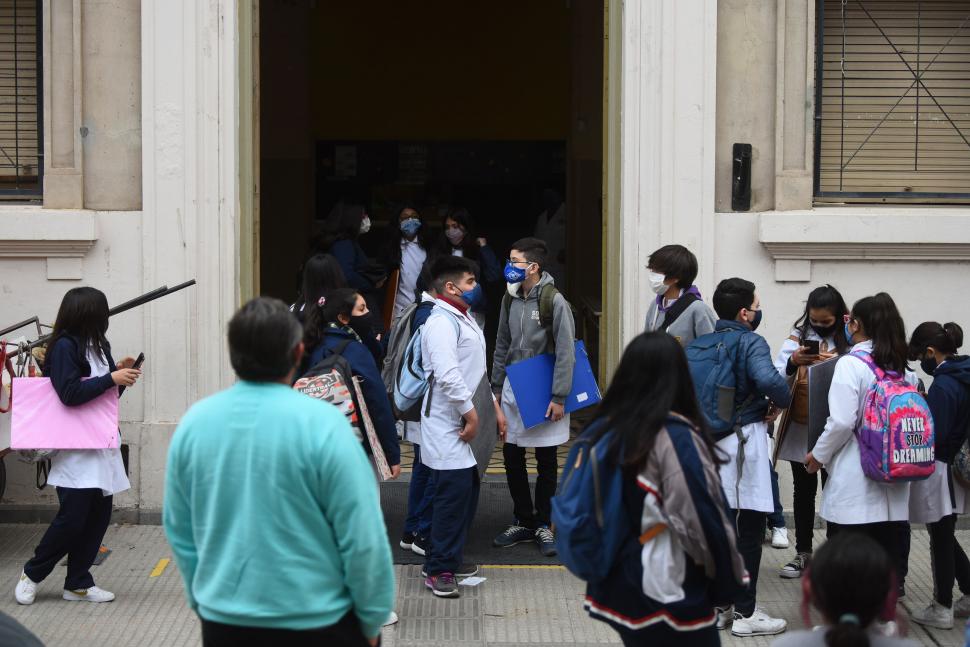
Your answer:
[461,283,484,309]
[400,218,421,238]
[844,321,855,345]
[504,261,528,284]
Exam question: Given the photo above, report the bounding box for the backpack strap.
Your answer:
[850,350,889,380]
[659,292,699,332]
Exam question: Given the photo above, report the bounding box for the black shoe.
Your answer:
[422,563,478,578]
[494,524,534,548]
[400,532,416,551]
[535,526,557,557]
[411,536,428,557]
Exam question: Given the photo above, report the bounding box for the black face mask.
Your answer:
[810,323,838,339]
[349,314,374,337]
[920,354,939,376]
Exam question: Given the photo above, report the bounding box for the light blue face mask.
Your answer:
[400,218,421,238]
[844,321,855,345]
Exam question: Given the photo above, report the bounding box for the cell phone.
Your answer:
[132,352,145,370]
[803,340,820,355]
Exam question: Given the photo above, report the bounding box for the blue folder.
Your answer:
[505,340,602,429]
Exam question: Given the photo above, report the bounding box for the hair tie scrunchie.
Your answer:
[838,613,860,626]
[318,296,326,306]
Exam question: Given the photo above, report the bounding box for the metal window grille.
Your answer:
[0,0,40,197]
[815,0,970,201]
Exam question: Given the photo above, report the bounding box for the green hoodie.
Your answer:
[163,381,394,638]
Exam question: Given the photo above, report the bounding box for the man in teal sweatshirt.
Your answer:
[163,298,394,646]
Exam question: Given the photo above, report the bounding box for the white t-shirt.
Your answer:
[47,347,130,496]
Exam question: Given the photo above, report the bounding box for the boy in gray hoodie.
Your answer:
[491,237,575,557]
[644,244,717,346]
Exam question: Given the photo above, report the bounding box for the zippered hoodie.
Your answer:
[927,355,970,463]
[491,272,576,403]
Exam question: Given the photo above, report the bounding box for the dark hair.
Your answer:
[299,253,347,310]
[806,532,896,647]
[851,293,908,374]
[648,245,699,290]
[303,288,359,352]
[228,297,303,381]
[510,237,548,271]
[794,285,851,354]
[908,321,964,360]
[47,287,111,364]
[437,207,482,260]
[429,255,478,294]
[593,332,723,475]
[317,202,366,250]
[712,278,756,321]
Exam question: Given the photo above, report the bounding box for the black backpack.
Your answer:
[293,339,364,440]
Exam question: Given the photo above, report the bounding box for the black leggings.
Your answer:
[827,521,909,587]
[928,513,970,607]
[790,462,827,554]
[201,612,374,647]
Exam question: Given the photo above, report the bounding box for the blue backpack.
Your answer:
[685,330,748,440]
[551,419,628,583]
[393,311,460,421]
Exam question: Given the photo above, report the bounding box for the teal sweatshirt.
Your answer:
[163,381,394,638]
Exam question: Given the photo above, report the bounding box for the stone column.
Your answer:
[774,0,815,211]
[43,0,84,208]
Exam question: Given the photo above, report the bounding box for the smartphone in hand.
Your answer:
[132,353,145,370]
[803,339,820,355]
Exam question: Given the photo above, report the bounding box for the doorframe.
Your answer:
[601,0,622,383]
[238,0,258,301]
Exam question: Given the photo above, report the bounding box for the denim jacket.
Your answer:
[713,320,792,426]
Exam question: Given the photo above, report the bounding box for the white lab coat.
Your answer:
[47,348,130,497]
[393,239,427,319]
[773,328,838,463]
[716,421,774,513]
[419,299,488,471]
[813,341,912,524]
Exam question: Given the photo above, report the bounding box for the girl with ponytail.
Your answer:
[773,532,917,646]
[906,321,970,629]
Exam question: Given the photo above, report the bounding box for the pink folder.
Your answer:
[11,378,119,450]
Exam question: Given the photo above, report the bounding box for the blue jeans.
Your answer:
[767,464,785,529]
[425,466,480,576]
[404,443,434,539]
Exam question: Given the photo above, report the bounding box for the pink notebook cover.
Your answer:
[11,378,119,450]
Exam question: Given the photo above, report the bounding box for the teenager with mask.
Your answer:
[382,204,431,321]
[643,244,716,346]
[805,294,914,591]
[303,288,401,479]
[431,208,501,329]
[906,321,970,629]
[773,285,850,578]
[291,253,348,323]
[689,277,792,637]
[583,332,747,647]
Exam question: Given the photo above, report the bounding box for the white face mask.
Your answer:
[648,271,669,296]
[359,216,371,234]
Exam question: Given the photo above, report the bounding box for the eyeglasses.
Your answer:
[506,259,533,266]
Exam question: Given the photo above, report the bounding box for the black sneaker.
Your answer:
[422,563,478,578]
[400,532,416,551]
[493,524,534,548]
[535,526,557,557]
[425,572,459,598]
[411,536,428,557]
[779,552,810,579]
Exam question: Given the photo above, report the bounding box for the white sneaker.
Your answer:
[14,571,37,605]
[954,594,970,618]
[770,527,790,549]
[912,601,953,630]
[383,611,399,627]
[731,608,788,636]
[62,585,115,603]
[873,620,898,637]
[715,606,734,630]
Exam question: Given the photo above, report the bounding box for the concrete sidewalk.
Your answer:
[0,523,963,646]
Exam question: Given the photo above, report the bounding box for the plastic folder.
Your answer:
[11,378,119,450]
[506,340,601,429]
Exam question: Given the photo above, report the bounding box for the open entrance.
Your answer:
[257,0,605,369]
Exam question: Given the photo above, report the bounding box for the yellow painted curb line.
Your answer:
[150,558,170,578]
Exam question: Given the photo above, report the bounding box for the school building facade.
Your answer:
[0,0,967,514]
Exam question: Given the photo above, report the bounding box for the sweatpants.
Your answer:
[729,508,766,617]
[201,611,373,647]
[403,443,433,539]
[425,466,480,576]
[502,443,558,529]
[24,487,113,591]
[790,462,828,554]
[928,513,970,607]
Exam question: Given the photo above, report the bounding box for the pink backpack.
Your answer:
[851,351,935,483]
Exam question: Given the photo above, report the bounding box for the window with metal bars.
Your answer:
[0,0,40,198]
[815,0,970,201]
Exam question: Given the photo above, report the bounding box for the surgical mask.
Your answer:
[400,218,421,238]
[504,261,528,284]
[461,283,483,309]
[359,216,371,234]
[920,354,939,376]
[749,309,762,332]
[810,322,838,339]
[648,271,668,296]
[844,322,855,345]
[445,227,464,245]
